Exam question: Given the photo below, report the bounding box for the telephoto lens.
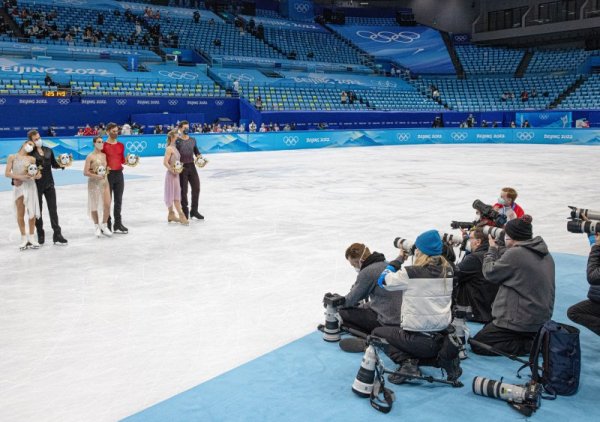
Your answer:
[473,377,527,403]
[393,237,416,255]
[481,225,504,240]
[569,206,600,221]
[450,221,477,230]
[567,219,600,234]
[440,232,465,246]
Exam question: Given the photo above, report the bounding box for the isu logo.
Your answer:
[0,98,6,105]
[168,100,179,106]
[158,70,198,80]
[294,3,310,13]
[396,133,411,142]
[356,31,421,44]
[283,136,299,146]
[116,99,128,106]
[126,141,147,153]
[450,132,468,141]
[58,99,70,105]
[516,132,535,141]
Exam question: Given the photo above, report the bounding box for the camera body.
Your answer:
[323,293,346,308]
[473,199,508,227]
[321,293,346,342]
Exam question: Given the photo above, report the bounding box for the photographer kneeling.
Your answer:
[567,233,600,336]
[374,230,461,384]
[471,215,555,356]
[337,243,403,337]
[454,228,498,324]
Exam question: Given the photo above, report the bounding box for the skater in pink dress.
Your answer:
[163,130,188,225]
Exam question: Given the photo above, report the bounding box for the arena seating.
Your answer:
[344,17,398,26]
[556,74,600,110]
[527,48,594,74]
[455,45,524,75]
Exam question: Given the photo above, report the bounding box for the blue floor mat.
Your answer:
[122,253,600,422]
[0,169,146,192]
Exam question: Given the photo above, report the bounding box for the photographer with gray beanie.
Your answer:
[471,215,555,356]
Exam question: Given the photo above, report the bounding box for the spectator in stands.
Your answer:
[76,128,84,136]
[255,96,263,111]
[521,120,531,128]
[208,18,215,26]
[193,11,200,23]
[390,67,396,77]
[531,89,538,98]
[259,123,267,132]
[500,92,508,102]
[510,121,517,128]
[44,74,55,87]
[492,121,499,128]
[97,12,104,26]
[47,126,57,137]
[307,51,314,59]
[256,23,264,39]
[283,123,291,131]
[481,120,488,128]
[83,125,95,136]
[432,116,444,128]
[213,38,221,47]
[97,124,106,137]
[249,121,257,132]
[341,91,348,104]
[135,22,142,36]
[432,88,440,101]
[466,114,476,128]
[154,125,164,135]
[121,123,132,136]
[521,90,529,102]
[247,18,255,32]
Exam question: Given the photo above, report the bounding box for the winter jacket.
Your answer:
[384,258,453,332]
[586,245,600,303]
[344,252,403,326]
[454,242,499,322]
[483,236,555,332]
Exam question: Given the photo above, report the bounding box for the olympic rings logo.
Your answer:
[218,72,254,82]
[516,132,535,141]
[126,141,147,153]
[454,34,468,42]
[356,31,421,44]
[168,100,179,106]
[158,70,198,80]
[294,3,310,13]
[396,133,411,142]
[283,136,299,146]
[451,132,468,141]
[215,100,224,106]
[58,99,70,105]
[539,113,549,120]
[116,99,128,106]
[0,98,6,105]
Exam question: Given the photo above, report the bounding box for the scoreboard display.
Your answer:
[42,90,69,97]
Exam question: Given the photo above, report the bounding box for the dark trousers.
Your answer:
[107,170,124,226]
[35,184,61,234]
[339,307,382,336]
[372,326,442,364]
[471,322,536,357]
[568,299,600,336]
[179,163,200,215]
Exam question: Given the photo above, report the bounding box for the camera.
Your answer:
[567,219,600,234]
[481,225,504,240]
[473,199,508,227]
[472,376,541,416]
[440,232,465,246]
[450,220,477,230]
[569,206,600,221]
[393,237,416,256]
[320,293,345,342]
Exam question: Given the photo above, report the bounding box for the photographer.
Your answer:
[493,187,524,222]
[453,228,498,323]
[336,243,403,337]
[567,233,600,335]
[471,215,555,356]
[374,230,461,384]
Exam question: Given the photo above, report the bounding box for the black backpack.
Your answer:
[519,320,581,397]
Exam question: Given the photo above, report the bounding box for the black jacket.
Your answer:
[454,242,499,322]
[587,245,600,303]
[31,146,61,189]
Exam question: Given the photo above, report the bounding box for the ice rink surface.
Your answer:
[0,144,599,421]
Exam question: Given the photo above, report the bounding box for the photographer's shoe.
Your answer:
[440,356,462,382]
[388,359,421,385]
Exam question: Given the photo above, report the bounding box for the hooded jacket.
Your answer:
[344,252,403,326]
[586,245,600,303]
[483,236,555,332]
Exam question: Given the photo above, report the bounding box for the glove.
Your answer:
[377,265,396,287]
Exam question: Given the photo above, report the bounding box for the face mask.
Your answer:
[24,144,34,153]
[465,241,472,253]
[183,129,189,135]
[498,197,507,206]
[354,266,360,273]
[34,139,42,147]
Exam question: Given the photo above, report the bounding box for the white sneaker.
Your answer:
[19,236,28,251]
[101,223,113,237]
[95,224,102,238]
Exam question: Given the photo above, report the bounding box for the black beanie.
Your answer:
[505,214,533,241]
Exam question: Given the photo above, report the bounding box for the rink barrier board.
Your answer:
[1,128,599,164]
